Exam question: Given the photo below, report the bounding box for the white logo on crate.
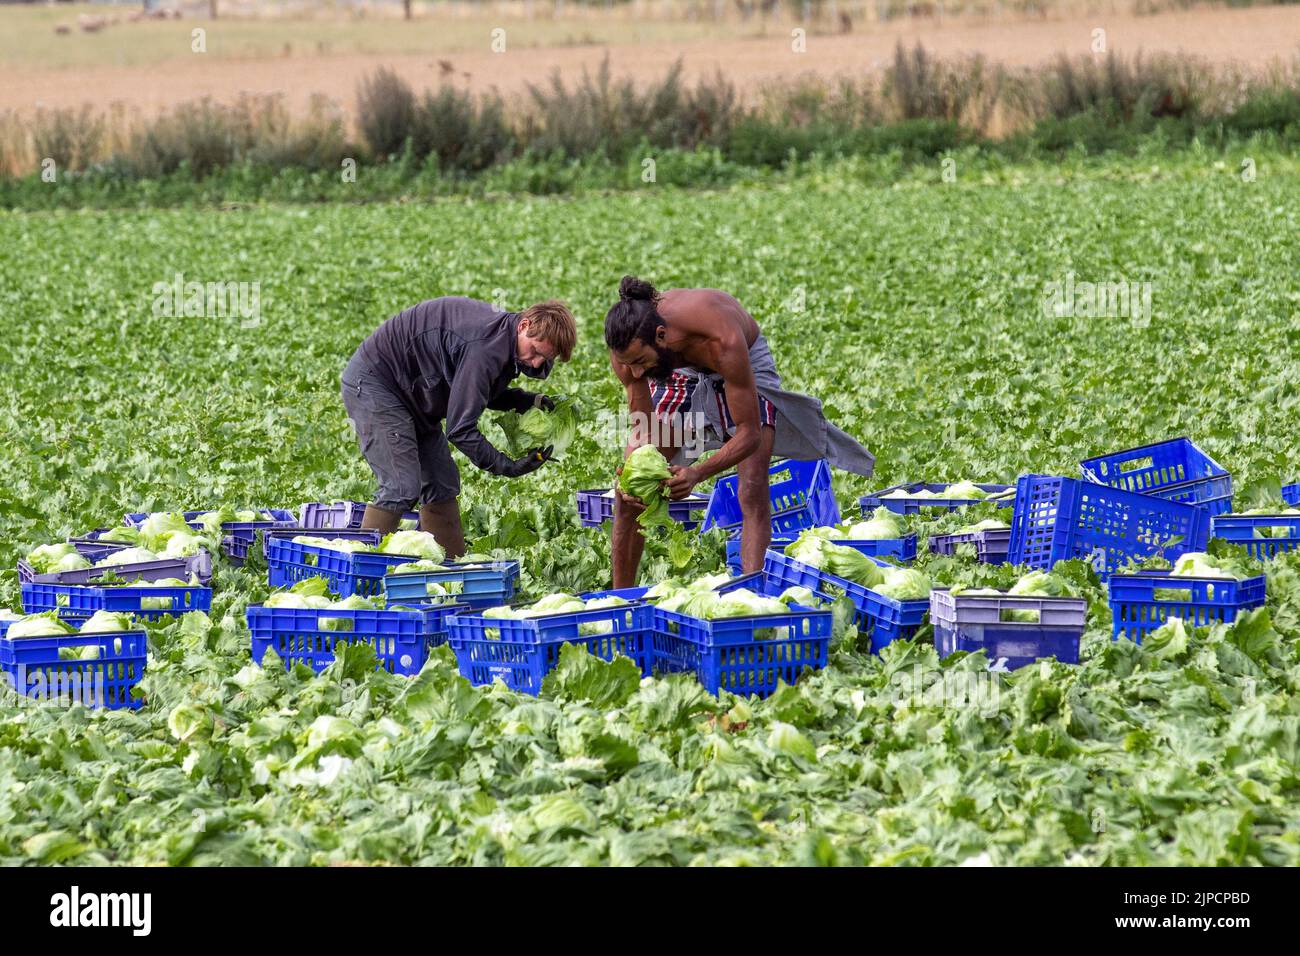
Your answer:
[49,886,152,936]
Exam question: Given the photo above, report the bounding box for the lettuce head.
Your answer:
[379,530,446,563]
[619,445,672,530]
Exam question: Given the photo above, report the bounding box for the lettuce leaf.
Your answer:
[619,445,672,530]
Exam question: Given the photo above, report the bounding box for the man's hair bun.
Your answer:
[618,275,657,302]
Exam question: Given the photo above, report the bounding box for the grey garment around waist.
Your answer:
[678,334,875,478]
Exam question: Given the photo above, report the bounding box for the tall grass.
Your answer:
[2,45,1298,186]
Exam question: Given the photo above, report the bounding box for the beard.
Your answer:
[646,344,685,382]
[519,359,552,380]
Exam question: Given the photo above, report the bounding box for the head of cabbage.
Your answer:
[80,610,135,633]
[821,545,885,590]
[619,445,672,530]
[95,547,159,568]
[943,480,988,500]
[379,530,446,563]
[293,535,374,554]
[25,543,88,575]
[1007,570,1079,598]
[6,612,75,639]
[873,567,932,600]
[846,507,905,540]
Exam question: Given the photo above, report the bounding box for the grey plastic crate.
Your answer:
[930,588,1085,627]
[18,549,213,586]
[930,588,1087,668]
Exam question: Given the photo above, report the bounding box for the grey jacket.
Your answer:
[354,297,544,475]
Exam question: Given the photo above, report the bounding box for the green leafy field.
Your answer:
[1,157,1299,865]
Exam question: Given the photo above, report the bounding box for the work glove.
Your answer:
[501,446,553,478]
[533,394,556,412]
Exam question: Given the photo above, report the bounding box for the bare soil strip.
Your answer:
[4,6,1298,116]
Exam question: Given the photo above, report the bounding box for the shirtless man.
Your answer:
[604,275,874,588]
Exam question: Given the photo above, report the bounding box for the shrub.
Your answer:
[124,99,248,178]
[32,106,105,172]
[412,85,517,174]
[884,42,1003,134]
[522,56,740,160]
[356,67,418,159]
[1030,51,1207,124]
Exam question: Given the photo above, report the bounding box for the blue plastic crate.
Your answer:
[736,532,918,577]
[579,586,652,601]
[0,626,147,710]
[297,501,421,530]
[1283,483,1300,507]
[581,572,765,606]
[1081,437,1232,518]
[265,533,427,597]
[446,601,655,695]
[383,559,520,609]
[1108,572,1266,643]
[761,550,928,655]
[221,535,252,567]
[726,532,799,576]
[261,527,381,559]
[652,603,831,698]
[1210,514,1300,560]
[581,573,764,612]
[858,482,1015,516]
[700,459,839,534]
[247,602,463,675]
[927,528,1012,565]
[20,580,212,622]
[18,546,212,586]
[575,488,711,529]
[862,483,1016,516]
[1007,474,1208,576]
[929,589,1085,669]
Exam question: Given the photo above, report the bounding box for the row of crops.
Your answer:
[3,168,1298,865]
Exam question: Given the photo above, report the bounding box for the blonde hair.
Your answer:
[520,300,576,362]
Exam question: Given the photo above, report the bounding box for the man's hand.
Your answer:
[664,464,702,501]
[501,446,552,478]
[533,394,556,412]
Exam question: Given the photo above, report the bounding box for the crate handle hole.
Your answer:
[1254,526,1291,538]
[1000,608,1039,623]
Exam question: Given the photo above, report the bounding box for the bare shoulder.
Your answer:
[661,286,736,304]
[659,288,742,321]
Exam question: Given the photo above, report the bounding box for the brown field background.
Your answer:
[3,1,1299,121]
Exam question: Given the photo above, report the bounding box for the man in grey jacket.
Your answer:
[342,296,576,557]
